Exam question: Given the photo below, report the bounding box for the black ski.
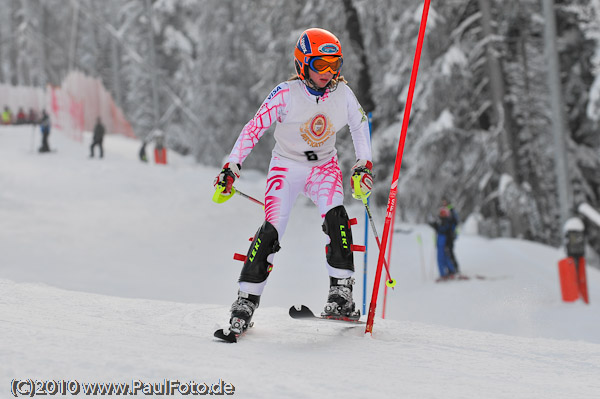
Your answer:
[436,274,471,283]
[213,328,240,343]
[435,274,508,283]
[214,321,254,343]
[289,305,365,325]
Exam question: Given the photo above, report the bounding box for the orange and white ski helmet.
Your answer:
[294,28,343,82]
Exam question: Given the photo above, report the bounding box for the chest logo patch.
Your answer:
[300,113,335,147]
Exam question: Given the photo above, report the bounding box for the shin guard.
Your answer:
[239,221,280,283]
[322,205,354,271]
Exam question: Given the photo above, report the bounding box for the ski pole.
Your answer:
[417,233,426,282]
[353,175,396,288]
[233,187,264,207]
[213,183,264,207]
[30,124,36,153]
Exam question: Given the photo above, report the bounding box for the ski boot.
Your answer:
[229,291,260,335]
[321,277,360,320]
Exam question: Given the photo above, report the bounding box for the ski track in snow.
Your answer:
[1,126,600,398]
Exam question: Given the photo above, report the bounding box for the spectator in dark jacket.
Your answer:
[39,110,51,153]
[90,117,106,158]
[442,198,460,273]
[28,108,38,124]
[139,141,148,162]
[16,107,26,124]
[429,207,458,280]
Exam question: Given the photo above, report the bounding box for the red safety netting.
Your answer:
[1,71,134,141]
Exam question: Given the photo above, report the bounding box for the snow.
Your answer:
[428,108,454,132]
[440,45,468,77]
[2,125,600,398]
[499,173,514,197]
[579,202,600,228]
[564,217,585,233]
[586,72,600,121]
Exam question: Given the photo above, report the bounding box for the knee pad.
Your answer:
[239,221,281,283]
[322,205,354,271]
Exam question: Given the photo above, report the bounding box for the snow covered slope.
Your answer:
[1,126,599,398]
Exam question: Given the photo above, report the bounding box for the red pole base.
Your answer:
[558,257,589,304]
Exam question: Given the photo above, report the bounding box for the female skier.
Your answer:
[213,28,373,336]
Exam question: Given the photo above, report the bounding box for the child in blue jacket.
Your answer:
[429,207,457,280]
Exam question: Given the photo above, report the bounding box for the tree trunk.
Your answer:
[68,1,79,74]
[145,0,160,131]
[478,0,517,178]
[9,0,19,85]
[478,0,523,236]
[39,5,47,87]
[110,36,122,107]
[542,0,572,228]
[0,15,4,83]
[341,0,375,113]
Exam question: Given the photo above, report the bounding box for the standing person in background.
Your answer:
[16,108,26,124]
[429,207,458,281]
[213,28,373,338]
[152,130,167,164]
[441,198,460,273]
[2,106,12,125]
[38,110,51,153]
[28,108,38,125]
[90,117,106,158]
[139,141,148,162]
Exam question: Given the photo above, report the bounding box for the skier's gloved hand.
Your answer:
[351,159,373,200]
[213,162,241,195]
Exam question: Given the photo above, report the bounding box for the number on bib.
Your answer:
[304,151,318,161]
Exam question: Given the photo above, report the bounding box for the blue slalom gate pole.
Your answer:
[363,112,373,315]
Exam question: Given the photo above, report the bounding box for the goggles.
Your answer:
[309,56,343,74]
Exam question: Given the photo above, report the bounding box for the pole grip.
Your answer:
[212,184,236,204]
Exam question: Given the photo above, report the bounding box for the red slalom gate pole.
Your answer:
[365,0,431,334]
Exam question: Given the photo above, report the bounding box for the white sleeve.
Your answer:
[345,85,372,162]
[227,82,290,165]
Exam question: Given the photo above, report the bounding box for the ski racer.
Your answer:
[213,28,373,336]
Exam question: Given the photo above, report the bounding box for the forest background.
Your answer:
[1,0,599,264]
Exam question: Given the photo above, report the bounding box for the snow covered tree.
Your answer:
[1,0,599,259]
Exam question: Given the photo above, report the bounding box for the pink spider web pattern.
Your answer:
[305,157,343,209]
[230,88,289,163]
